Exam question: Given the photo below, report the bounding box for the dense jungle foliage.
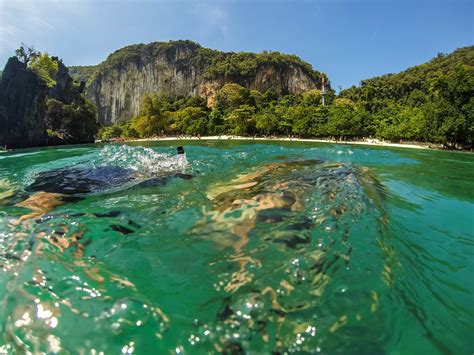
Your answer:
[98,46,473,147]
[340,46,473,146]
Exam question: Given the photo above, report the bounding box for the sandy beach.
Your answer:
[119,135,439,150]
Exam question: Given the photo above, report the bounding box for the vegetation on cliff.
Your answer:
[199,47,325,82]
[0,44,98,148]
[68,65,96,83]
[45,92,97,144]
[98,46,473,147]
[69,40,325,86]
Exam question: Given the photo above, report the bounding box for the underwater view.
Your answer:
[0,140,472,354]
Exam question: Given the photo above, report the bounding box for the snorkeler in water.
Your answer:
[23,146,190,197]
[0,149,181,342]
[2,145,194,275]
[15,146,191,211]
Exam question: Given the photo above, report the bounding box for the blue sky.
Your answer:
[0,0,472,89]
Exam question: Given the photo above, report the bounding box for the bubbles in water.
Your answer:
[20,145,192,197]
[100,297,167,335]
[96,145,188,177]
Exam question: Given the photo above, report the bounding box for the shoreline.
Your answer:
[114,136,440,151]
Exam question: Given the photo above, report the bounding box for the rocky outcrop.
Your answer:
[82,41,327,125]
[0,57,49,148]
[0,56,96,149]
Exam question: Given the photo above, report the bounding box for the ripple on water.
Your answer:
[0,142,472,353]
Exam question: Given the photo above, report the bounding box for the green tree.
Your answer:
[215,83,251,113]
[29,52,59,88]
[15,43,37,64]
[130,94,174,137]
[208,108,225,135]
[339,46,474,146]
[46,98,97,143]
[326,100,367,138]
[98,125,123,140]
[173,106,209,135]
[121,124,139,138]
[255,110,278,136]
[225,104,256,136]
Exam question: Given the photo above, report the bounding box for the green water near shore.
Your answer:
[0,141,472,353]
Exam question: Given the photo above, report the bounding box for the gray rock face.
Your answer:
[86,41,325,126]
[87,45,203,125]
[0,56,96,149]
[0,57,49,148]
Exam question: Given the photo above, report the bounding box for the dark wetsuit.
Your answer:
[27,166,194,196]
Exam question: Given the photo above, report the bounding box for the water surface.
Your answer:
[0,141,472,354]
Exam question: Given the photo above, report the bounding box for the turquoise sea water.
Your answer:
[0,140,472,354]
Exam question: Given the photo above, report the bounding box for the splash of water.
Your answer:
[95,145,188,177]
[21,145,190,196]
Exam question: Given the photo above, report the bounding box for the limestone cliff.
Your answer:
[0,57,49,148]
[0,56,96,149]
[74,40,327,126]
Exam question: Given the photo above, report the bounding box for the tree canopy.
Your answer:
[28,52,59,88]
[88,45,473,148]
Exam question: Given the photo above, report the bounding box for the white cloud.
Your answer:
[192,0,229,37]
[0,1,51,45]
[0,0,90,57]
